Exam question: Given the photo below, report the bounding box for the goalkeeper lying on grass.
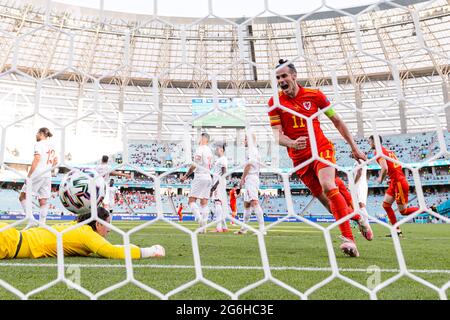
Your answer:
[0,207,165,260]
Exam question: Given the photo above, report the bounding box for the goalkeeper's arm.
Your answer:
[83,229,164,259]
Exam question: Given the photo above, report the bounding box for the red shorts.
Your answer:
[230,202,237,213]
[293,144,336,198]
[386,178,409,205]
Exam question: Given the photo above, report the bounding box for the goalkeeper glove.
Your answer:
[141,245,165,258]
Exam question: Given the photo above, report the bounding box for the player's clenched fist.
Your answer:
[293,136,308,150]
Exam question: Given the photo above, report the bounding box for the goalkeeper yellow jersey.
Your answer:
[0,222,141,259]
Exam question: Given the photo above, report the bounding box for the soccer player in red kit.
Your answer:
[229,185,238,224]
[177,203,183,222]
[369,135,420,237]
[268,59,372,257]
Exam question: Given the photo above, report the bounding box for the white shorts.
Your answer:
[21,177,52,199]
[243,175,259,202]
[356,182,368,205]
[103,186,115,209]
[104,185,110,206]
[189,176,212,200]
[212,180,227,204]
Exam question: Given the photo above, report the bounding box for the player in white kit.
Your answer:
[180,133,213,233]
[209,142,228,233]
[95,155,131,213]
[104,178,118,213]
[235,133,265,235]
[19,127,58,227]
[354,159,370,222]
[95,155,132,182]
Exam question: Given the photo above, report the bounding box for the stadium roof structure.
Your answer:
[0,0,449,148]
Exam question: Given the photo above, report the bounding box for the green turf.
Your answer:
[0,221,448,300]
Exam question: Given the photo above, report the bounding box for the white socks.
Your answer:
[242,207,251,231]
[253,204,264,228]
[20,200,27,214]
[241,205,265,234]
[189,202,201,222]
[39,203,49,224]
[190,202,210,232]
[253,204,266,234]
[221,210,228,231]
[200,205,210,224]
[214,202,223,230]
[21,198,37,229]
[359,206,369,223]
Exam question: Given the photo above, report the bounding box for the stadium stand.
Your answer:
[123,131,450,168]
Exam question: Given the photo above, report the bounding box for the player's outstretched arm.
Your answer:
[111,171,132,179]
[377,158,388,184]
[83,230,164,259]
[329,114,366,161]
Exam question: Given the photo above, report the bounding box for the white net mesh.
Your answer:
[0,0,449,300]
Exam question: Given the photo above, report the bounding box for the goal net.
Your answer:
[0,0,449,300]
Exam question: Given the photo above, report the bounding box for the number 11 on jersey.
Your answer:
[292,115,305,128]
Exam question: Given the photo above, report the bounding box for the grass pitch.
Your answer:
[0,220,449,300]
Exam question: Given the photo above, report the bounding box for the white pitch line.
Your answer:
[0,263,449,274]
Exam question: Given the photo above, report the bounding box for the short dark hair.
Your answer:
[101,155,109,163]
[369,135,383,144]
[276,59,297,74]
[38,127,53,138]
[201,132,210,141]
[76,207,110,232]
[216,142,226,152]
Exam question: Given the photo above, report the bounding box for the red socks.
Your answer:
[335,177,361,221]
[384,202,420,224]
[327,188,354,241]
[400,207,420,216]
[383,202,397,225]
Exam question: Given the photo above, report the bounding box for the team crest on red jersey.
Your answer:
[303,101,312,110]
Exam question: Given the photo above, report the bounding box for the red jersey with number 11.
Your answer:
[268,86,333,162]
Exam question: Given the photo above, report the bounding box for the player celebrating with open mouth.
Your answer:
[268,59,372,257]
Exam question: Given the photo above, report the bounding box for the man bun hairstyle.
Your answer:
[38,127,53,138]
[369,135,383,144]
[277,59,297,74]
